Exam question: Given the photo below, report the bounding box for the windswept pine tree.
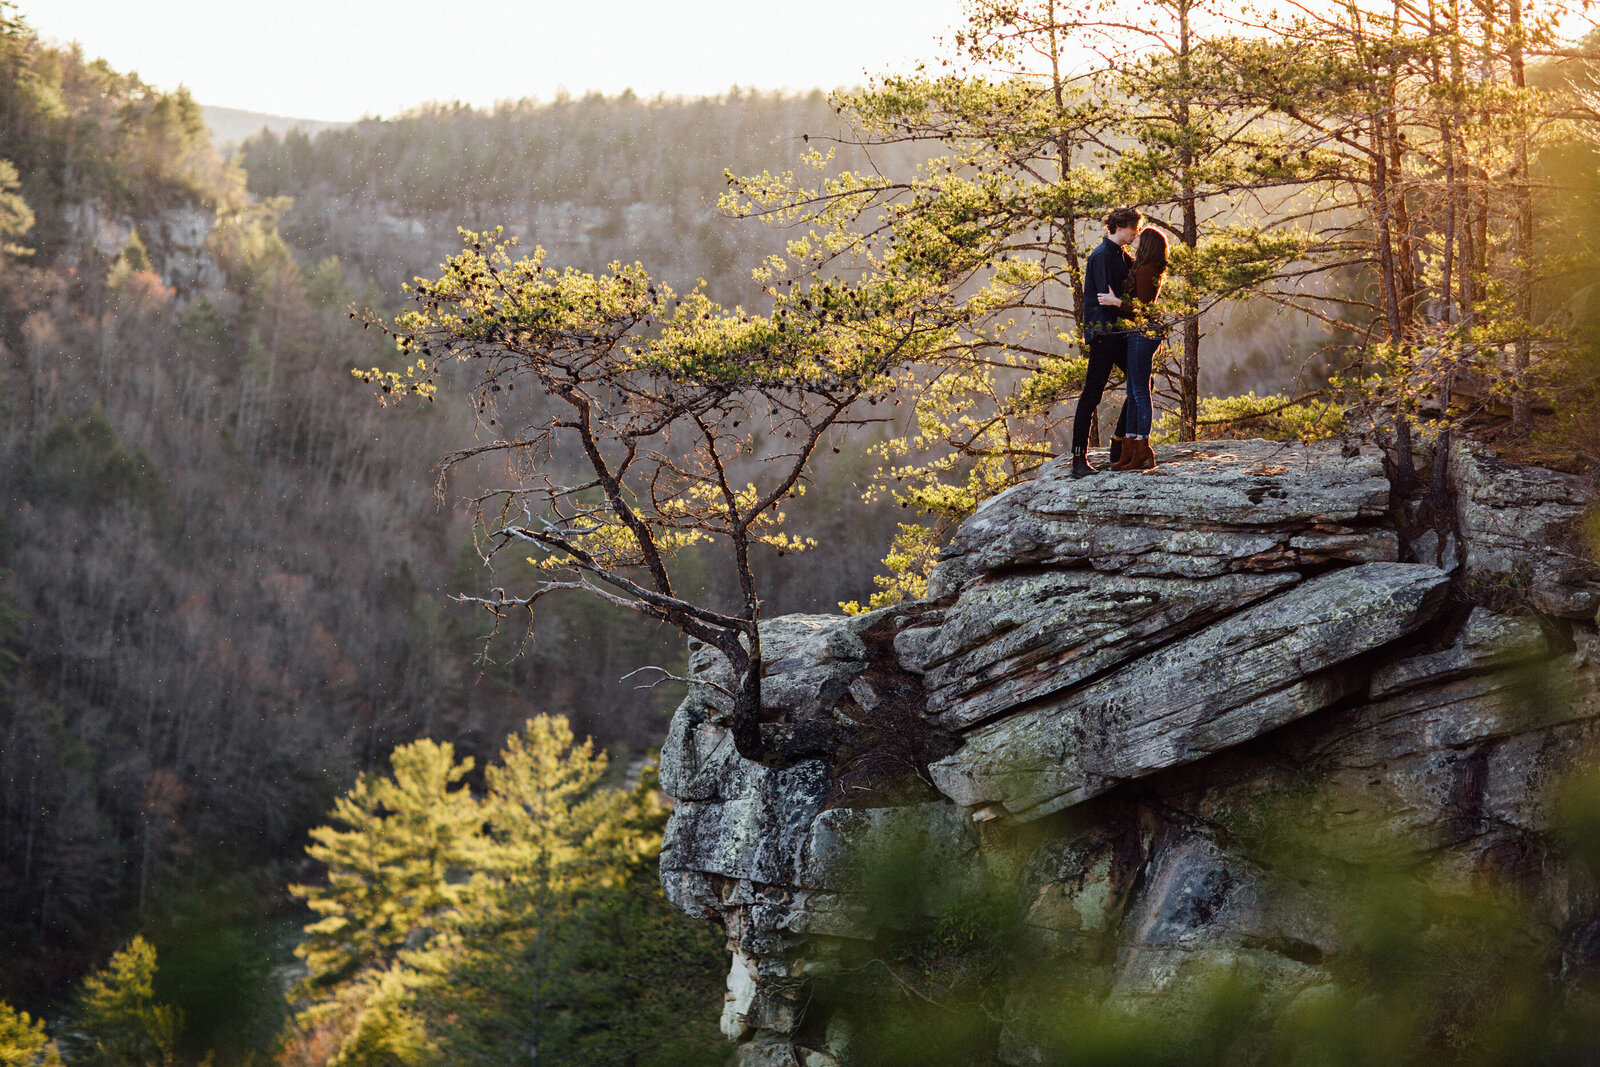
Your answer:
[363,232,959,763]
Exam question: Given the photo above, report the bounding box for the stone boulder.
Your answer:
[1451,439,1600,617]
[930,439,1396,594]
[657,436,1600,1067]
[916,570,1300,730]
[927,562,1450,818]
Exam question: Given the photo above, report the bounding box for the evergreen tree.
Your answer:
[283,719,726,1066]
[529,767,727,1067]
[411,723,725,1065]
[1090,0,1315,438]
[724,0,1122,543]
[367,236,929,766]
[717,0,1598,603]
[717,0,1313,604]
[0,158,30,259]
[1211,0,1595,455]
[421,718,645,1062]
[62,937,180,1067]
[284,739,481,1065]
[0,1001,58,1067]
[290,739,482,994]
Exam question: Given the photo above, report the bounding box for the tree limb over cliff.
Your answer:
[361,230,955,766]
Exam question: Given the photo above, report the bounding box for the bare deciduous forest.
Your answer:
[0,10,899,1030]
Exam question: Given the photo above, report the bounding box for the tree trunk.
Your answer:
[1439,0,1466,444]
[1508,0,1535,433]
[729,653,765,763]
[1373,118,1415,495]
[727,636,836,767]
[1180,197,1200,441]
[1178,0,1200,442]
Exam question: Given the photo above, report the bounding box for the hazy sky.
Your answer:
[25,0,971,121]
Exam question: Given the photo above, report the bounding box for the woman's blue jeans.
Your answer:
[1125,333,1163,437]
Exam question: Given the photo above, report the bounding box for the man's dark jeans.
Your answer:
[1071,331,1129,455]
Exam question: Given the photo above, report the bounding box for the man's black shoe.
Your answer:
[1070,454,1101,478]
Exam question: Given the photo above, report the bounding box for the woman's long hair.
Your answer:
[1124,227,1170,296]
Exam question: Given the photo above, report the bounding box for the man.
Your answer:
[1069,206,1143,477]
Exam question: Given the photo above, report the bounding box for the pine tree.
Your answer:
[283,718,727,1066]
[0,158,30,259]
[724,0,1122,534]
[417,722,725,1065]
[284,739,481,1064]
[418,716,632,1063]
[0,1001,59,1067]
[290,739,483,994]
[62,937,180,1067]
[531,766,727,1067]
[1208,0,1592,465]
[1091,0,1316,439]
[367,238,912,766]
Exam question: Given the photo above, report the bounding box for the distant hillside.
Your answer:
[235,94,1313,396]
[0,27,909,1011]
[200,104,347,151]
[235,91,926,305]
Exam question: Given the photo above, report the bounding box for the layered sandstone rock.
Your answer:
[1451,439,1600,617]
[659,439,1600,1066]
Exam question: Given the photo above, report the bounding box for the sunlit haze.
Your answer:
[25,0,971,120]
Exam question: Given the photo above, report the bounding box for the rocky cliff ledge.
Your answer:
[660,439,1600,1066]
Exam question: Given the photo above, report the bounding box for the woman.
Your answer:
[1110,227,1168,471]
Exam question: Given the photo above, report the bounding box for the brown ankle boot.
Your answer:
[1132,438,1157,470]
[1110,436,1141,470]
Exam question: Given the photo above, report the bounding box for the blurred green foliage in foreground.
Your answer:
[806,763,1600,1066]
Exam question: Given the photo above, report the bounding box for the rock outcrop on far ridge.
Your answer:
[659,438,1600,1066]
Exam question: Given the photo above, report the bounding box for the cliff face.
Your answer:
[659,439,1600,1066]
[61,201,223,296]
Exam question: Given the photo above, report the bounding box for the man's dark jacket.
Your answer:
[1081,235,1133,336]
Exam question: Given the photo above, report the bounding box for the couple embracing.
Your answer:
[1069,205,1169,478]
